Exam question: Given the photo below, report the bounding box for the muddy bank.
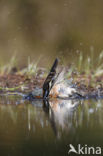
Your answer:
[0,72,103,98]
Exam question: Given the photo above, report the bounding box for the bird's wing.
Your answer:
[54,68,66,85]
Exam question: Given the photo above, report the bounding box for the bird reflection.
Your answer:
[43,99,80,138]
[0,96,102,141]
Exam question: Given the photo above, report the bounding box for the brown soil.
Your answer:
[0,74,44,93]
[0,72,103,95]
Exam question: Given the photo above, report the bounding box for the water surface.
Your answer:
[0,96,103,156]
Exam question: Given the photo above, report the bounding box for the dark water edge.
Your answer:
[0,96,103,156]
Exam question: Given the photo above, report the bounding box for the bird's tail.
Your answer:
[43,58,58,98]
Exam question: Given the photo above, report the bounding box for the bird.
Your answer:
[42,58,80,99]
[25,58,81,100]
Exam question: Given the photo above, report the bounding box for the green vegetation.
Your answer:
[77,50,103,76]
[20,56,43,76]
[66,50,103,78]
[0,55,17,75]
[0,51,103,92]
[1,51,103,76]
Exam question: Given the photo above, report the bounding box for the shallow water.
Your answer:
[0,96,103,156]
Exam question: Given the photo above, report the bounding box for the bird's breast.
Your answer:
[50,83,76,98]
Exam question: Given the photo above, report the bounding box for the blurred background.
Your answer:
[0,0,103,67]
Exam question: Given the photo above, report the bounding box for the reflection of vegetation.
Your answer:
[0,96,103,154]
[49,99,103,137]
[0,97,103,138]
[0,98,49,131]
[74,100,103,128]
